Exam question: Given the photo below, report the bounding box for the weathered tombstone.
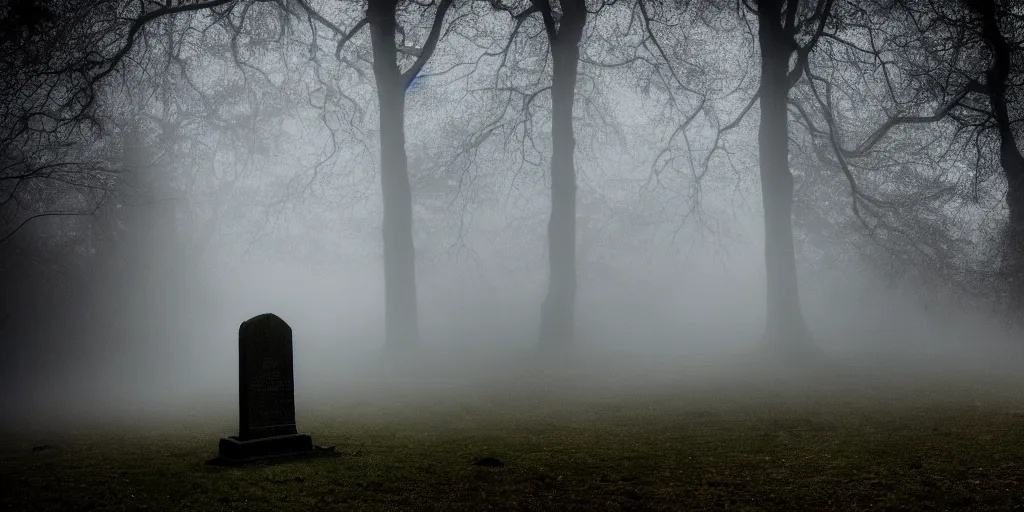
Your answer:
[211,313,329,464]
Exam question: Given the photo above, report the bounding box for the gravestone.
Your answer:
[237,312,297,440]
[211,313,329,464]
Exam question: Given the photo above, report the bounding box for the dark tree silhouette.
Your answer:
[366,0,454,347]
[751,0,833,352]
[0,0,123,243]
[534,0,588,349]
[482,0,590,349]
[968,0,1024,314]
[796,0,1024,318]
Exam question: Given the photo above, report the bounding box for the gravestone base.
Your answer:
[216,434,315,463]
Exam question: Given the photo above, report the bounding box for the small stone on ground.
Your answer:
[472,457,504,467]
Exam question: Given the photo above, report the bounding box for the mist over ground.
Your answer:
[5,198,1023,435]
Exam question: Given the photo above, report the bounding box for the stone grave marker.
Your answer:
[210,313,333,465]
[238,312,297,440]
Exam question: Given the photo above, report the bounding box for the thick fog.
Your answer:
[2,0,1024,435]
[5,173,1023,433]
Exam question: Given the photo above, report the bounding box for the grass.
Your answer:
[4,351,1024,511]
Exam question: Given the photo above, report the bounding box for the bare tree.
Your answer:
[793,0,1024,319]
[69,0,457,348]
[364,0,455,347]
[749,0,833,352]
[483,0,588,348]
[538,0,587,348]
[967,0,1024,314]
[0,1,124,244]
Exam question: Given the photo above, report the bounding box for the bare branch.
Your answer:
[94,0,236,84]
[402,0,455,88]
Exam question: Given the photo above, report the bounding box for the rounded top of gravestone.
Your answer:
[239,313,291,337]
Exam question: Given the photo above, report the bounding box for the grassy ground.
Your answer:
[4,352,1024,511]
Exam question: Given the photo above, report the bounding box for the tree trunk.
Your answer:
[539,0,586,349]
[757,0,811,350]
[976,0,1024,317]
[369,0,418,347]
